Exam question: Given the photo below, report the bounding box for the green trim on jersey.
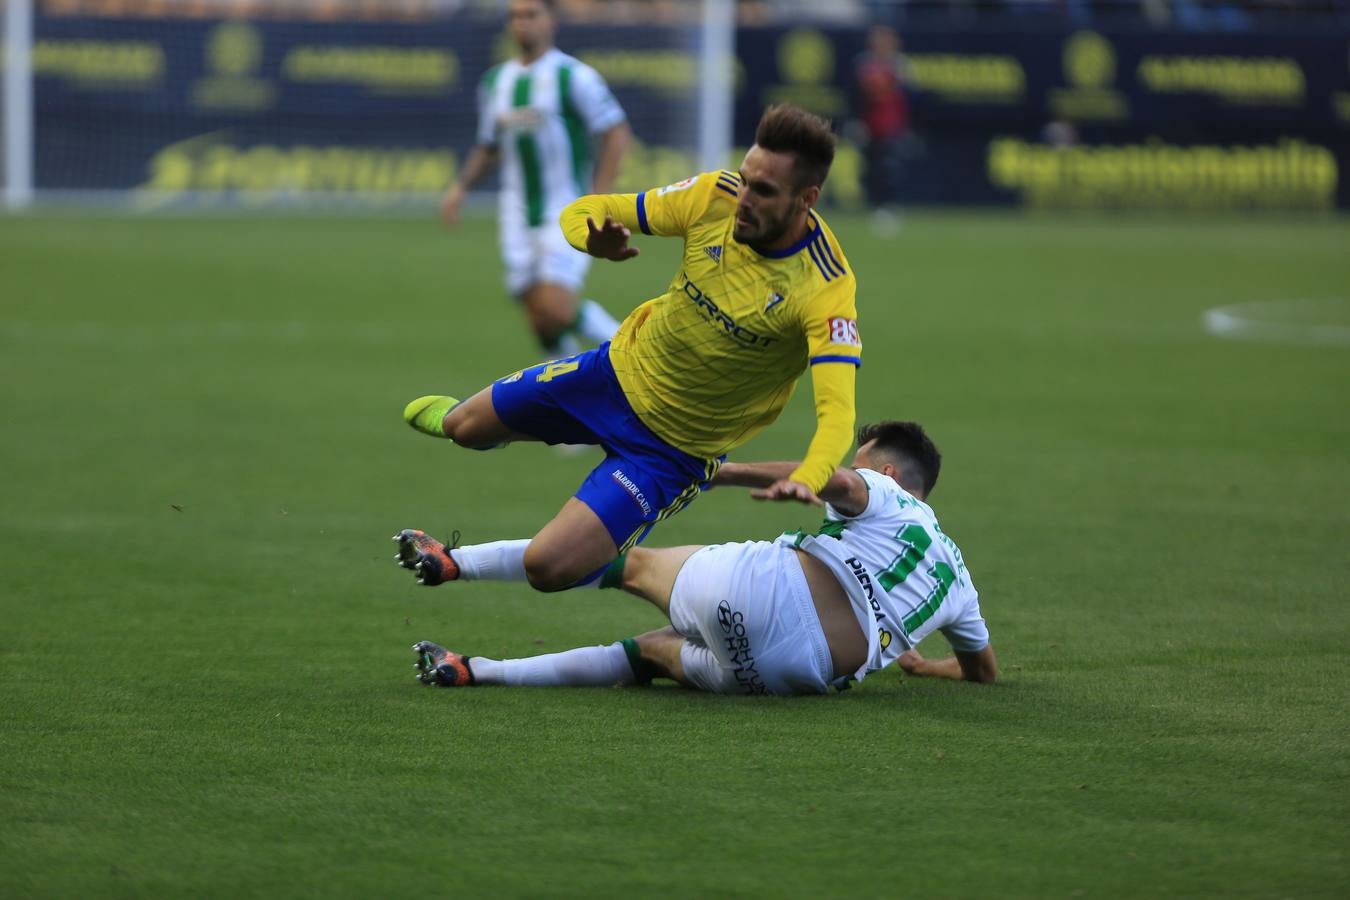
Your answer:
[783,517,846,548]
[878,523,932,593]
[480,63,503,93]
[902,561,956,634]
[557,65,589,194]
[512,73,545,227]
[817,519,847,540]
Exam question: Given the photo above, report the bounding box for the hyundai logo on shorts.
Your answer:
[716,600,765,694]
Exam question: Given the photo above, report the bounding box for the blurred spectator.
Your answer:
[37,0,1348,26]
[559,0,696,24]
[1172,0,1254,30]
[853,23,915,222]
[738,0,867,24]
[1041,118,1079,148]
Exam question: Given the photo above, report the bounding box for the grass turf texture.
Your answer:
[2,211,1347,898]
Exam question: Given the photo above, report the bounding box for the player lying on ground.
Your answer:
[407,421,997,696]
[403,104,862,594]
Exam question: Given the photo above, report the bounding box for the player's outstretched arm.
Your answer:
[751,480,823,506]
[560,194,641,257]
[786,362,857,496]
[441,144,499,229]
[583,214,640,261]
[898,646,999,684]
[709,461,821,506]
[712,461,800,489]
[591,122,631,195]
[712,461,868,514]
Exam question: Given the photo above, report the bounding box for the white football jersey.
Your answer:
[775,468,989,683]
[476,48,626,230]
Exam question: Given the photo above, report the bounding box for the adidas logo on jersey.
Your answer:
[704,245,722,264]
[765,292,785,312]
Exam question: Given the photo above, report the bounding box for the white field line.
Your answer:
[1202,299,1350,348]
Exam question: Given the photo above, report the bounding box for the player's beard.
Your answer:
[516,35,546,57]
[733,207,792,247]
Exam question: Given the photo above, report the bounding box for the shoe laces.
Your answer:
[445,529,461,551]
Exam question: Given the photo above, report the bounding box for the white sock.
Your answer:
[470,642,636,687]
[449,540,529,582]
[577,299,620,343]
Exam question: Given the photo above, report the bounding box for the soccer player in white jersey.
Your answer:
[440,0,629,358]
[410,421,998,696]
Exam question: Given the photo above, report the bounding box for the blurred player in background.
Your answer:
[440,0,630,358]
[409,421,998,696]
[401,104,863,594]
[853,24,915,230]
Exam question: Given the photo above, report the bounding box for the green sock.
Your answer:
[598,553,628,590]
[620,637,660,685]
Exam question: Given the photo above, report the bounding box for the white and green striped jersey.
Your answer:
[477,48,626,229]
[776,468,989,684]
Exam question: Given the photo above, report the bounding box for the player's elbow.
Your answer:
[818,468,867,515]
[558,199,593,251]
[602,121,631,153]
[958,646,998,684]
[559,198,581,225]
[973,651,998,684]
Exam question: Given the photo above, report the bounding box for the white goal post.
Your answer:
[4,0,35,209]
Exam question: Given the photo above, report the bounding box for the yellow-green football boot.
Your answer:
[403,395,459,438]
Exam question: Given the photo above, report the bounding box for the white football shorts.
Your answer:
[499,217,591,297]
[668,541,834,696]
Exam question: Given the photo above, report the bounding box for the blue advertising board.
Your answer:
[29,13,1350,209]
[31,14,703,200]
[736,24,1350,210]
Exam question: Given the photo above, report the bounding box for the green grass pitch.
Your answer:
[1,210,1347,897]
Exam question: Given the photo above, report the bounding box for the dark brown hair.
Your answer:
[753,104,837,190]
[857,421,942,498]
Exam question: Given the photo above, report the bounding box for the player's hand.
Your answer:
[898,650,925,676]
[750,479,822,506]
[440,187,464,229]
[585,214,640,261]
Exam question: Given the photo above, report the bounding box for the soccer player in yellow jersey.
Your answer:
[398,105,861,593]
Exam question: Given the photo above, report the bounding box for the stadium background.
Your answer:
[2,1,1347,897]
[6,0,1349,209]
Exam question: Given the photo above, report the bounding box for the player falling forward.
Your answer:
[440,0,630,358]
[402,104,862,593]
[409,422,997,696]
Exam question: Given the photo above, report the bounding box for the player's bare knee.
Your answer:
[522,560,570,593]
[522,546,579,593]
[442,405,494,449]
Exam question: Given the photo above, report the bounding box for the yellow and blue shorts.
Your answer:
[491,343,722,556]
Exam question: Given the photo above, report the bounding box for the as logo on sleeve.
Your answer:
[658,176,697,195]
[828,317,861,346]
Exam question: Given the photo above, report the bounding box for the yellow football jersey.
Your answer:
[560,170,861,487]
